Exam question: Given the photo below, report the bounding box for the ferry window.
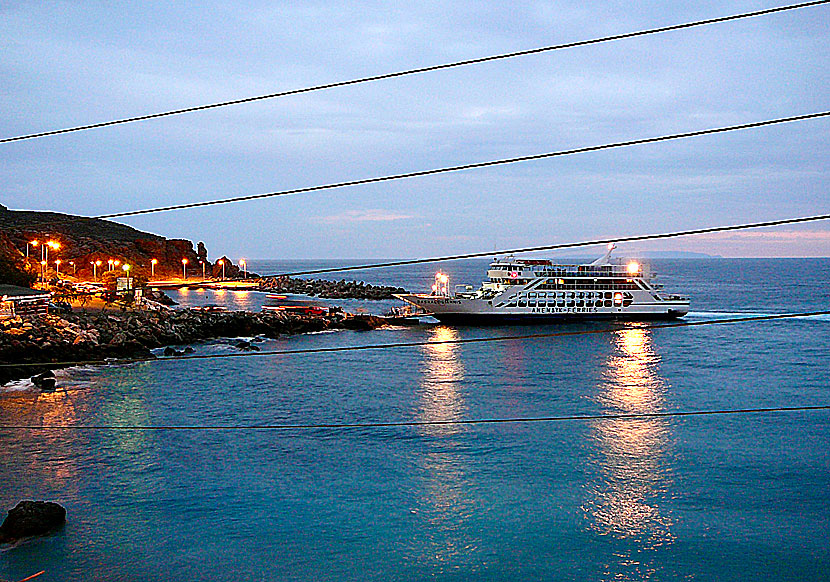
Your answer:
[508,302,517,307]
[538,292,546,297]
[528,301,536,307]
[604,300,612,307]
[595,300,604,307]
[576,300,584,307]
[557,300,565,307]
[518,300,527,307]
[604,292,612,299]
[577,292,583,298]
[567,301,575,307]
[528,292,536,297]
[567,292,575,299]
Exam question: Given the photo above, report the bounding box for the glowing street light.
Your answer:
[107,259,114,271]
[55,259,62,277]
[27,240,37,259]
[200,260,205,280]
[218,259,225,280]
[122,264,131,273]
[182,258,188,280]
[150,258,158,278]
[239,259,247,279]
[113,260,121,268]
[68,260,76,275]
[94,260,102,281]
[40,260,46,284]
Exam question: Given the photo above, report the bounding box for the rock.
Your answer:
[31,371,56,392]
[0,500,66,543]
[234,340,259,351]
[183,346,195,354]
[163,347,177,356]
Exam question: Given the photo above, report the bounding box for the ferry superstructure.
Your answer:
[396,245,689,324]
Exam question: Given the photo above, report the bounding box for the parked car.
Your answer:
[49,301,72,314]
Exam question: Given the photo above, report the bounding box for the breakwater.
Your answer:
[0,309,385,385]
[258,275,406,299]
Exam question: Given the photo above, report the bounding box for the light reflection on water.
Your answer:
[585,326,676,580]
[413,326,480,572]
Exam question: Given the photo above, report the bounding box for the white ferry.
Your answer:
[396,245,689,324]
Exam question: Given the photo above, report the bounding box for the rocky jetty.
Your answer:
[259,275,406,300]
[0,309,385,385]
[0,500,66,543]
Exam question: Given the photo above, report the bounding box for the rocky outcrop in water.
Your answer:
[258,275,406,300]
[0,309,385,385]
[0,500,66,543]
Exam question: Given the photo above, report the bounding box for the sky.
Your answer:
[1,0,828,259]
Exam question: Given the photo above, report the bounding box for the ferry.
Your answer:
[395,244,689,324]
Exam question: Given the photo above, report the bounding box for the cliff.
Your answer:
[0,204,240,281]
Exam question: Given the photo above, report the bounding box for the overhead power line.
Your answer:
[2,405,828,432]
[1,0,827,144]
[80,110,828,220]
[2,311,827,370]
[270,214,830,277]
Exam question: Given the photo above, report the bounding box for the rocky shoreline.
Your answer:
[258,275,406,300]
[0,309,385,386]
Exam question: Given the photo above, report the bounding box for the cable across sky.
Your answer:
[82,110,828,220]
[2,311,827,370]
[0,0,826,145]
[3,405,828,432]
[267,214,830,277]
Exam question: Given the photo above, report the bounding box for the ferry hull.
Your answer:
[430,310,687,326]
[396,294,689,326]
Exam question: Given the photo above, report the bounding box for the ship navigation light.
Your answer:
[434,272,450,296]
[626,261,640,275]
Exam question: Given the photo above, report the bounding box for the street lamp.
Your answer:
[240,259,247,279]
[200,260,206,280]
[55,259,61,277]
[107,259,114,271]
[150,258,158,278]
[95,260,102,280]
[218,259,225,280]
[182,258,188,280]
[68,261,75,275]
[44,240,60,266]
[27,240,37,259]
[40,260,46,284]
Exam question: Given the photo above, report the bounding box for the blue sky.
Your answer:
[1,0,828,258]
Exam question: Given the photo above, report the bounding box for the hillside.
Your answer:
[0,204,240,283]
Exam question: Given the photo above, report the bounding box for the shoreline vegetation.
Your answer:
[0,309,386,386]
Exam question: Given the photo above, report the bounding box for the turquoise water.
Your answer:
[1,259,829,581]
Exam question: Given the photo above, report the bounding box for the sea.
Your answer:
[1,258,828,581]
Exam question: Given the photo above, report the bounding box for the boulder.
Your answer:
[31,371,56,392]
[0,500,66,543]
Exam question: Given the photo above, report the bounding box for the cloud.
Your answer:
[312,209,416,224]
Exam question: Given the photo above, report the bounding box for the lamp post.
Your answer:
[182,258,188,280]
[55,259,61,277]
[95,260,102,280]
[27,240,37,259]
[150,258,158,278]
[45,240,59,266]
[107,259,114,271]
[240,259,247,279]
[40,260,46,284]
[200,260,205,280]
[68,261,75,275]
[218,259,225,280]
